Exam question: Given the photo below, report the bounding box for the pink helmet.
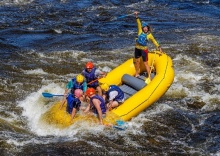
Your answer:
[74,89,83,98]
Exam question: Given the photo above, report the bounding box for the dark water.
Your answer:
[0,0,220,155]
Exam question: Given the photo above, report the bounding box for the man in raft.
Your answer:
[82,62,105,96]
[100,83,124,111]
[60,89,83,120]
[61,74,87,104]
[84,88,106,125]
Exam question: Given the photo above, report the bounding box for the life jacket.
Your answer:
[107,85,124,101]
[136,32,148,46]
[83,67,98,87]
[71,78,83,93]
[66,94,81,114]
[90,95,106,114]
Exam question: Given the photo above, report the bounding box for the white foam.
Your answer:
[23,68,48,75]
[0,0,33,5]
[17,82,109,136]
[6,138,47,147]
[54,29,62,34]
[17,83,65,136]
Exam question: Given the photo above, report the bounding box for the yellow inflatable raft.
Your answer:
[41,51,174,127]
[99,50,174,121]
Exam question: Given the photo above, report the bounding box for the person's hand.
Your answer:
[159,47,163,53]
[100,120,104,125]
[134,11,139,18]
[100,72,106,78]
[157,46,164,54]
[104,123,112,127]
[70,118,74,123]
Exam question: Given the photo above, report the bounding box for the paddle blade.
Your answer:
[145,78,151,84]
[116,120,125,126]
[42,92,64,98]
[42,92,54,98]
[113,125,126,130]
[117,15,127,19]
[111,13,134,21]
[114,120,127,130]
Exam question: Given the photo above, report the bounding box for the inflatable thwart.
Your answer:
[41,51,174,128]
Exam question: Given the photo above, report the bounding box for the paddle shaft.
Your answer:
[145,51,157,84]
[87,74,106,85]
[42,92,64,98]
[117,13,134,19]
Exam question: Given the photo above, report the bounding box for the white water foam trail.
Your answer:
[170,54,220,108]
[17,82,108,137]
[0,0,34,5]
[17,83,68,136]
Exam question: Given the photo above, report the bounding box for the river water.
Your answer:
[0,0,220,155]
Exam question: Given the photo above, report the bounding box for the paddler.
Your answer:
[84,88,106,125]
[82,62,106,96]
[60,89,83,120]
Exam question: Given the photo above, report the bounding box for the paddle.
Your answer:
[42,92,64,98]
[104,120,127,130]
[87,72,107,85]
[117,13,134,19]
[111,13,136,21]
[145,50,157,84]
[42,77,103,98]
[87,78,102,85]
[113,120,127,130]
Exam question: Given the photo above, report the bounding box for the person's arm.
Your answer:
[106,100,113,110]
[83,81,87,92]
[95,69,106,78]
[84,103,91,113]
[60,80,72,109]
[102,94,107,101]
[66,80,73,90]
[60,88,69,109]
[134,11,142,36]
[59,97,67,109]
[106,91,117,110]
[148,33,163,53]
[71,108,77,120]
[92,99,103,125]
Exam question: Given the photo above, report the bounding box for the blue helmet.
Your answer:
[142,22,148,28]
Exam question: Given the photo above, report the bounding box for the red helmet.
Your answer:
[86,88,95,97]
[86,62,94,69]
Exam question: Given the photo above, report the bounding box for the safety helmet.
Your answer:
[76,74,84,83]
[100,83,109,92]
[74,89,83,98]
[142,22,148,28]
[86,62,94,69]
[86,88,95,97]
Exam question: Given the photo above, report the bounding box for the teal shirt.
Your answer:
[66,80,87,92]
